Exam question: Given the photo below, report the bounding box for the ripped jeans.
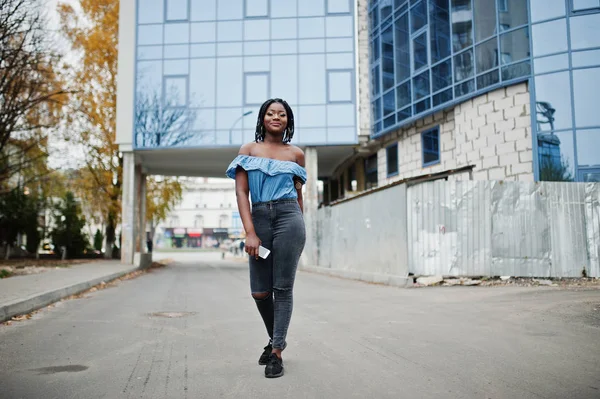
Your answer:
[249,199,306,350]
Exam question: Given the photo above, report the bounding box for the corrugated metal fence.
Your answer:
[316,181,600,278]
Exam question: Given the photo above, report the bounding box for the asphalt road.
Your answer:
[1,253,599,399]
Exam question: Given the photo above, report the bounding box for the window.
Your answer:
[498,0,508,12]
[327,0,350,14]
[246,0,269,17]
[244,72,269,105]
[572,0,600,11]
[219,215,229,228]
[166,0,188,21]
[365,154,378,189]
[422,127,440,166]
[163,76,188,107]
[386,144,399,176]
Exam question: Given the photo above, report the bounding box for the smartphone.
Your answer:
[258,245,271,259]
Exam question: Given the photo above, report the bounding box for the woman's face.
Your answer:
[263,102,288,135]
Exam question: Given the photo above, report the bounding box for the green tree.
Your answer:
[539,157,574,182]
[0,188,43,258]
[51,191,88,258]
[93,228,104,252]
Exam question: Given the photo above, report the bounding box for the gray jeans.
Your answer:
[249,199,306,350]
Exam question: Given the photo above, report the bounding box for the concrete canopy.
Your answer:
[133,145,357,178]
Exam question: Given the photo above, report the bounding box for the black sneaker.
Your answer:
[258,342,272,365]
[265,353,284,378]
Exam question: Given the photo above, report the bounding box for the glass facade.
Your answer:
[370,0,600,182]
[369,0,531,136]
[531,0,600,182]
[134,0,357,148]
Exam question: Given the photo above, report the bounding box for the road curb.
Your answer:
[0,266,140,323]
[299,265,411,288]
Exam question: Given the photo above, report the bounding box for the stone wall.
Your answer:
[376,82,534,186]
[356,0,371,139]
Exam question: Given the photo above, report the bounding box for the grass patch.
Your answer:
[0,269,12,279]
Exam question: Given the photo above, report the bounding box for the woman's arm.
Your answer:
[295,148,306,214]
[235,144,261,258]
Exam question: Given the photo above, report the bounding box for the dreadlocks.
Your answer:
[254,98,295,144]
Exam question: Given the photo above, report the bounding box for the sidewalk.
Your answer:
[0,260,139,323]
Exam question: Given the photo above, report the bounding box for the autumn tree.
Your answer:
[0,0,68,190]
[59,0,186,258]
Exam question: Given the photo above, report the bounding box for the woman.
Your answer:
[225,98,306,378]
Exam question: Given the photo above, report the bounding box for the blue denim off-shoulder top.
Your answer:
[225,155,307,204]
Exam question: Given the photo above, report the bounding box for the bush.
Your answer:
[51,192,89,258]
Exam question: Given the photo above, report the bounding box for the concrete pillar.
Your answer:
[303,147,319,266]
[121,152,137,265]
[138,172,147,254]
[355,158,366,192]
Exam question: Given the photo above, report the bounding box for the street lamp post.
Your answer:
[229,110,253,145]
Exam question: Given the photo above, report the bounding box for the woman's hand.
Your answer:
[244,232,261,260]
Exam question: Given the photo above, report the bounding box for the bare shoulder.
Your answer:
[290,145,305,166]
[238,142,256,155]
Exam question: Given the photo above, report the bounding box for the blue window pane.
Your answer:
[411,1,427,33]
[500,28,530,65]
[381,25,395,91]
[384,114,396,128]
[432,59,452,92]
[163,76,188,107]
[164,59,189,75]
[327,52,353,68]
[217,42,243,56]
[137,61,163,94]
[165,23,190,44]
[327,104,354,126]
[326,38,354,52]
[298,105,326,127]
[532,19,568,57]
[397,106,411,123]
[414,98,431,113]
[246,0,269,17]
[455,79,475,97]
[429,0,451,63]
[328,0,350,13]
[454,49,474,82]
[396,81,411,108]
[244,41,270,55]
[395,13,410,82]
[370,7,379,30]
[245,73,270,105]
[138,0,164,23]
[218,21,243,41]
[372,97,382,121]
[166,0,189,21]
[299,54,326,104]
[535,72,573,132]
[433,88,452,106]
[572,49,600,68]
[383,90,395,116]
[298,0,325,16]
[217,0,243,20]
[530,0,565,23]
[413,70,430,100]
[272,18,299,39]
[244,19,270,40]
[413,32,428,71]
[272,55,298,104]
[327,127,356,143]
[216,58,243,106]
[570,14,600,51]
[474,0,496,42]
[328,70,353,102]
[271,0,297,17]
[189,58,216,107]
[576,129,600,168]
[326,16,353,37]
[451,0,473,51]
[299,39,324,53]
[371,36,380,63]
[191,0,216,21]
[138,25,163,46]
[164,44,189,59]
[497,0,527,28]
[191,22,216,43]
[476,69,499,89]
[380,0,393,21]
[422,127,440,166]
[573,67,600,128]
[299,17,325,38]
[573,0,600,11]
[138,45,163,60]
[371,65,380,96]
[273,40,299,54]
[534,53,569,73]
[537,131,574,181]
[475,38,498,73]
[244,56,269,72]
[501,60,530,81]
[386,143,399,176]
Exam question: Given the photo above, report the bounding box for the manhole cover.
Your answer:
[148,311,196,318]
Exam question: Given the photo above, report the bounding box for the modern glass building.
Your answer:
[365,0,600,184]
[134,0,358,148]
